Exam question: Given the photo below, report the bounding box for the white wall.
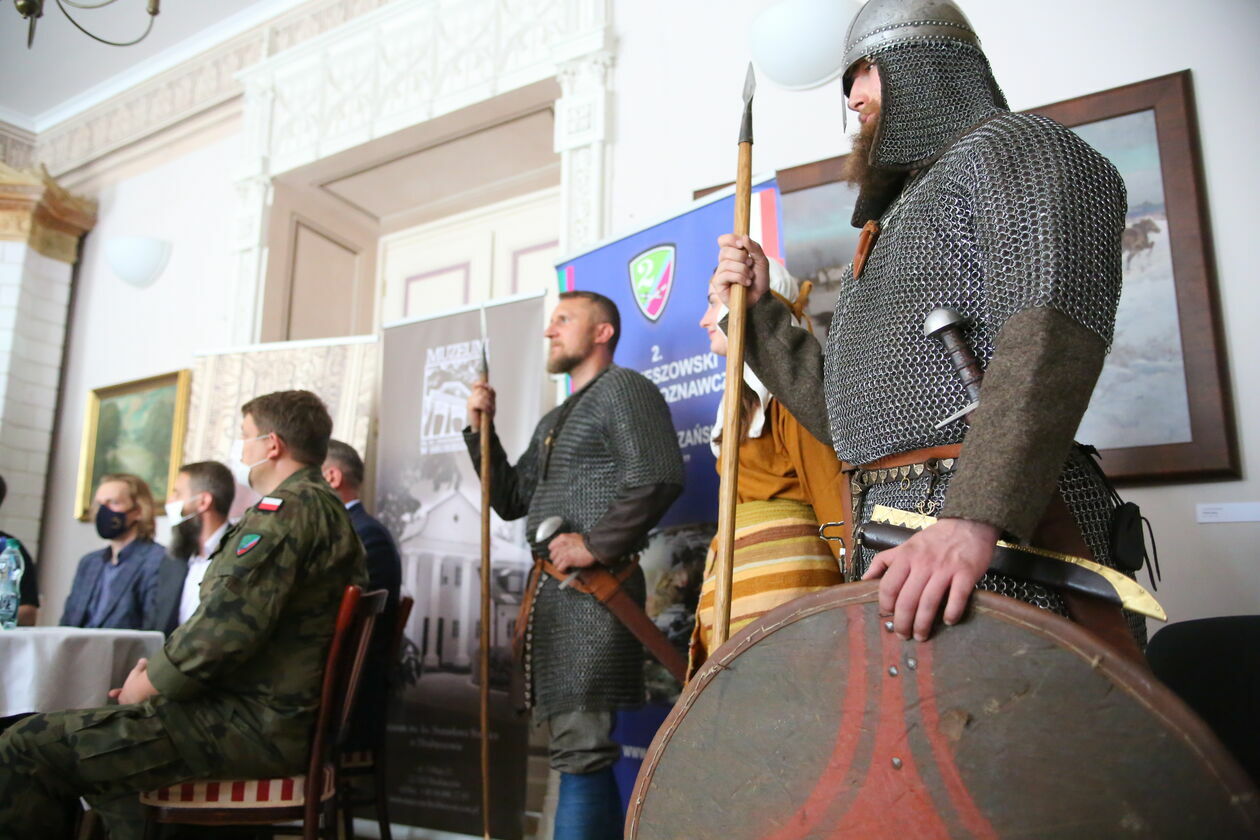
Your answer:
[38,132,241,623]
[0,242,72,561]
[609,0,1260,625]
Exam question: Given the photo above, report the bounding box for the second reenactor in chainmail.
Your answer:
[0,390,366,840]
[714,0,1141,648]
[466,290,683,840]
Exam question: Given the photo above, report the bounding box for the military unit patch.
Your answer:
[236,534,262,556]
[258,496,284,512]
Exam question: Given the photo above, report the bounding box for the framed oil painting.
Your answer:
[75,370,192,520]
[720,71,1234,484]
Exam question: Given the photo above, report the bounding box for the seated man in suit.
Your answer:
[150,461,235,635]
[61,474,165,630]
[322,439,402,745]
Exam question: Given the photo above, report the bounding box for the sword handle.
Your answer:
[924,307,983,405]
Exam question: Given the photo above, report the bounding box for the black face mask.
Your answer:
[95,505,132,540]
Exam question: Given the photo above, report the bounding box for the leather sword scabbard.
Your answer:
[540,559,689,684]
[1033,493,1148,668]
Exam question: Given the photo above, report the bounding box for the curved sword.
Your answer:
[858,505,1167,621]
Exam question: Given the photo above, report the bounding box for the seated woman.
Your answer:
[690,262,847,676]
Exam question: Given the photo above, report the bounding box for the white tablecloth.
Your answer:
[0,627,165,717]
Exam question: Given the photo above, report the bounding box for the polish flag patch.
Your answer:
[258,496,284,512]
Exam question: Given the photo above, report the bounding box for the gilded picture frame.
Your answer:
[75,370,192,520]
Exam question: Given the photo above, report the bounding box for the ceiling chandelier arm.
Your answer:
[59,0,121,10]
[53,0,158,47]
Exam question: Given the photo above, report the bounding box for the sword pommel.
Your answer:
[923,306,966,339]
[924,306,983,425]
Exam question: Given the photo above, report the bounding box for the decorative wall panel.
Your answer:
[182,337,377,468]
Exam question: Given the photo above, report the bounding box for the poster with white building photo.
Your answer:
[376,292,547,839]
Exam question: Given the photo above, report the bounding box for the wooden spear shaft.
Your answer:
[713,64,756,650]
[478,319,493,840]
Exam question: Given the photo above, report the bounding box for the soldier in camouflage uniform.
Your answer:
[0,390,366,840]
[466,291,683,840]
[715,0,1136,645]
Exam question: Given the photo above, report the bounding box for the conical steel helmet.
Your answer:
[841,0,981,92]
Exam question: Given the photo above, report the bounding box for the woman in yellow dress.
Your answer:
[689,262,847,675]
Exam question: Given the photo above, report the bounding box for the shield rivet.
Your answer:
[888,666,899,677]
[906,657,918,670]
[891,757,903,770]
[883,620,894,632]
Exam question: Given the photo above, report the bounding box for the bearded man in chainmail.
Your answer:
[465,290,684,839]
[714,0,1140,651]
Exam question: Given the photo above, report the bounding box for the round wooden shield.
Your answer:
[628,582,1259,839]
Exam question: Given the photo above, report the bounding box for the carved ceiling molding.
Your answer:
[237,0,611,177]
[31,0,398,179]
[0,123,36,170]
[0,163,99,263]
[230,0,613,344]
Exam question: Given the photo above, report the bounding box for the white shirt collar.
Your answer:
[199,521,230,562]
[344,498,361,511]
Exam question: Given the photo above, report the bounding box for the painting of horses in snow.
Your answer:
[1071,108,1194,451]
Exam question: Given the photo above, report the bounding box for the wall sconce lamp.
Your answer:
[104,236,171,289]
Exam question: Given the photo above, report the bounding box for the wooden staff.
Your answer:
[713,64,756,649]
[478,306,492,840]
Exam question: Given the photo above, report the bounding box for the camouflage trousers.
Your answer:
[0,702,193,840]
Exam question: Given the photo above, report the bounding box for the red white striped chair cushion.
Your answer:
[139,767,335,809]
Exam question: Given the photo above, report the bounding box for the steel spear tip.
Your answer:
[739,63,756,144]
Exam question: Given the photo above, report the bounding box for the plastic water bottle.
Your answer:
[0,537,24,630]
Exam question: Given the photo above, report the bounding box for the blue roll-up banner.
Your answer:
[555,179,783,528]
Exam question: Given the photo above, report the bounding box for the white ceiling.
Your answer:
[0,0,313,131]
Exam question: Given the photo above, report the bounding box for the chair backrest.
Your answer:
[303,585,388,826]
[389,595,415,664]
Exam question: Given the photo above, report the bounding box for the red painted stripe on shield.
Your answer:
[762,606,869,840]
[915,644,999,839]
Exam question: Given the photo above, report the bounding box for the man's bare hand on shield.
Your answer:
[862,518,998,641]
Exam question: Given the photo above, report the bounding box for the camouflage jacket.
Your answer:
[146,465,367,776]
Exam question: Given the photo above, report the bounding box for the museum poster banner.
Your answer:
[376,292,547,839]
[555,178,784,528]
[554,180,785,806]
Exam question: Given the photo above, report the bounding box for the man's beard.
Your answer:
[841,110,881,190]
[842,108,910,225]
[546,336,594,375]
[169,515,202,559]
[547,351,583,375]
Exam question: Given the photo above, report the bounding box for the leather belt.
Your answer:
[514,556,688,684]
[849,443,1145,667]
[858,443,963,471]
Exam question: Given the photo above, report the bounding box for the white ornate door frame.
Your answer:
[233,0,613,345]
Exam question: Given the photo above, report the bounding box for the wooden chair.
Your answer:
[139,585,388,840]
[338,594,415,840]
